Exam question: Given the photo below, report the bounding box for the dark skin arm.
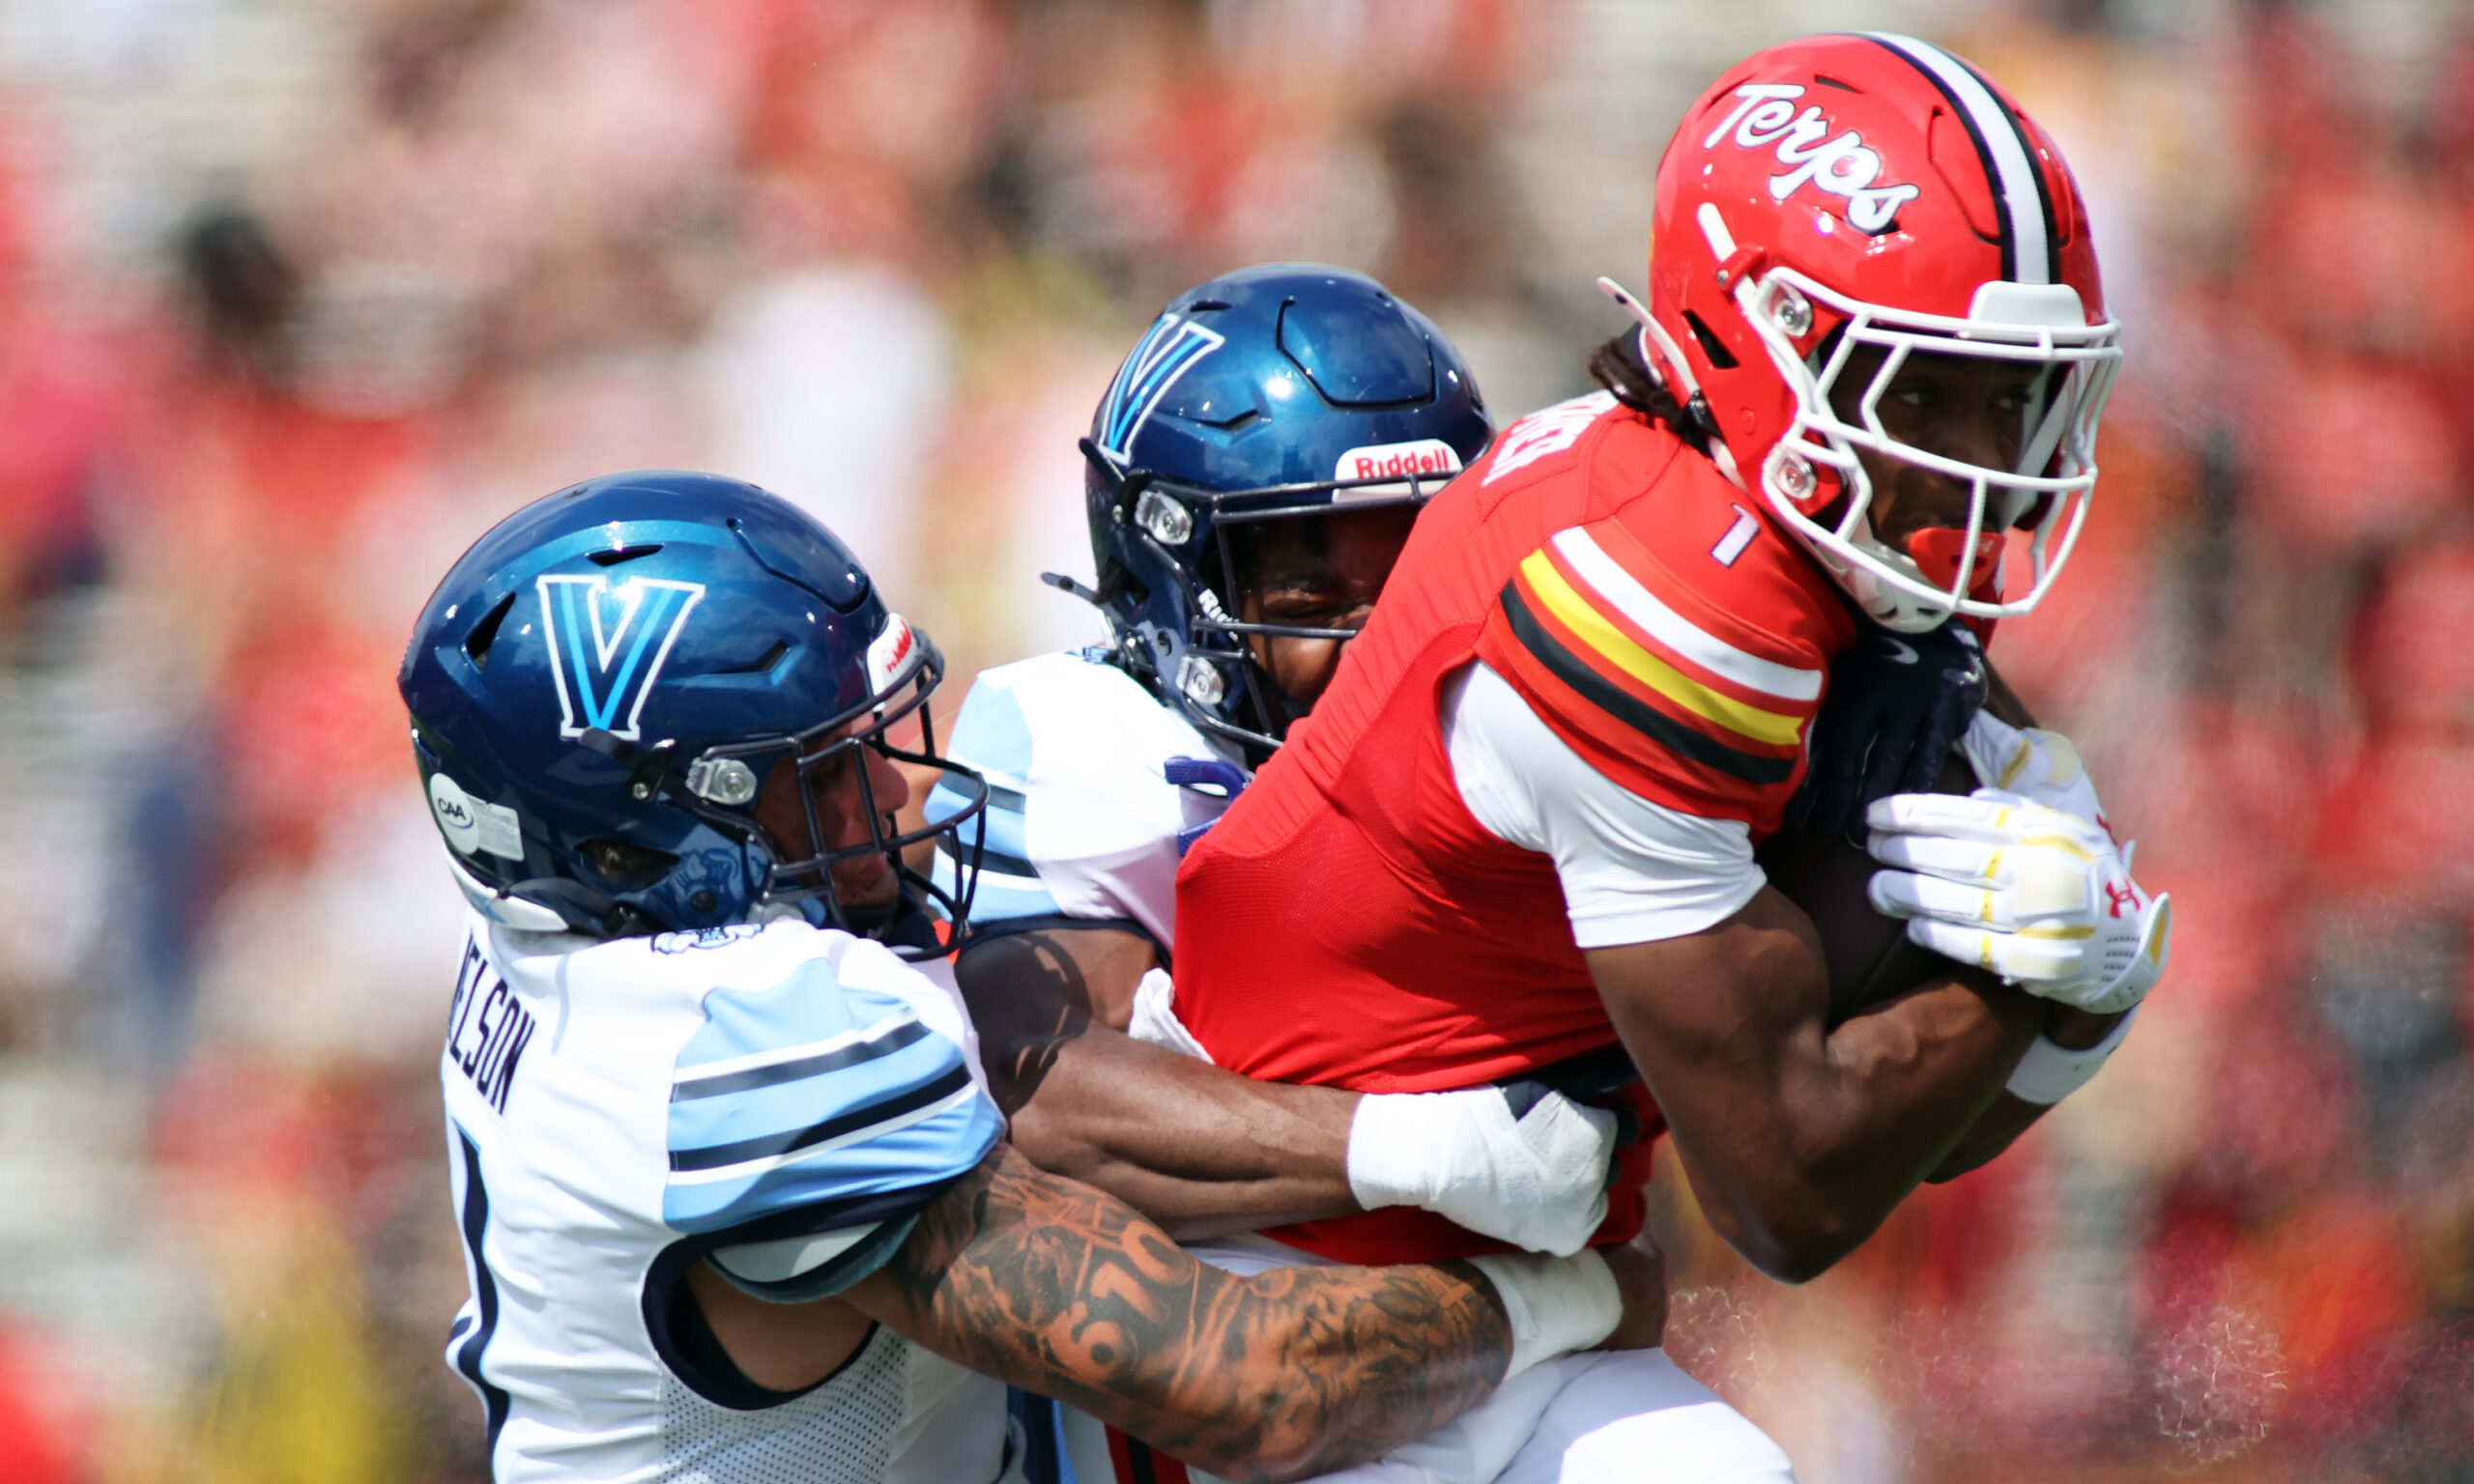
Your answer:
[1923,1001,2119,1180]
[691,1145,1530,1483]
[958,927,1368,1240]
[1589,885,2043,1283]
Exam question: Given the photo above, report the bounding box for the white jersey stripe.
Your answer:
[675,1010,916,1086]
[1864,32,2050,285]
[667,1081,984,1186]
[1547,528,1824,701]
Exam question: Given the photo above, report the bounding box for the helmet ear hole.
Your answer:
[1681,310,1740,370]
[579,837,679,892]
[1101,559,1146,610]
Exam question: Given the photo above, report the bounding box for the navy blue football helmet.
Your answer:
[398,470,987,952]
[1068,264,1492,756]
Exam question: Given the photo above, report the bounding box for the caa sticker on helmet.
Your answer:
[535,575,705,742]
[430,773,524,860]
[430,772,480,853]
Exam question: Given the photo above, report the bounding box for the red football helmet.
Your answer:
[1608,33,2119,632]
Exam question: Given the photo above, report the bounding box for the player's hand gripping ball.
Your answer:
[1957,709,2107,831]
[1783,620,1988,846]
[1863,790,2170,1015]
[1761,740,1978,1022]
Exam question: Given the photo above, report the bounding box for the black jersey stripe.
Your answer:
[670,1063,974,1173]
[1500,582,1794,786]
[935,826,1037,883]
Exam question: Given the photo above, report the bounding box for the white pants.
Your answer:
[1061,1236,1795,1484]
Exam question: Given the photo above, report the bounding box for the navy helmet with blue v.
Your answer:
[1072,263,1493,756]
[398,470,988,951]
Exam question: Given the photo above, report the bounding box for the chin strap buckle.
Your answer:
[1165,756,1251,857]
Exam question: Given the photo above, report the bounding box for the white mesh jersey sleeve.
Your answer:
[1443,661,1767,948]
[929,651,1242,950]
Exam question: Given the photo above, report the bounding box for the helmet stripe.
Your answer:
[1959,54,2063,285]
[1861,33,2054,285]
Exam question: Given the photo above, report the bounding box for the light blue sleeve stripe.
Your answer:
[680,960,887,1070]
[667,1033,963,1156]
[666,1093,1002,1233]
[663,960,1004,1235]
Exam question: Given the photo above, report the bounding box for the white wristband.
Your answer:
[1344,1091,1445,1211]
[2004,1007,2140,1105]
[1464,1248,1621,1380]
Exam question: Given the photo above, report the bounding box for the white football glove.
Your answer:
[1348,1085,1618,1257]
[1958,710,2110,830]
[1864,789,2171,1015]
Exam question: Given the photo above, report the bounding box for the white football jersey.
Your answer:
[438,910,1012,1483]
[929,650,1246,952]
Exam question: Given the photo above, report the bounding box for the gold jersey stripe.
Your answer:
[1517,551,1807,748]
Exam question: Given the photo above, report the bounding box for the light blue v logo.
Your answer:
[535,575,705,741]
[1097,314,1225,458]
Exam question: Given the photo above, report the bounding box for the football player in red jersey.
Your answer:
[1159,32,2173,1478]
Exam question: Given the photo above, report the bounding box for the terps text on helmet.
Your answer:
[1704,84,1919,235]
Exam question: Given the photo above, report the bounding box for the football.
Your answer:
[1757,749,1983,1025]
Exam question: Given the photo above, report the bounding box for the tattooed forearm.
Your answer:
[842,1145,1511,1484]
[957,927,1366,1238]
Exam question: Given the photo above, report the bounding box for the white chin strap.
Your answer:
[444,845,572,932]
[1818,527,1970,634]
[1798,486,2042,634]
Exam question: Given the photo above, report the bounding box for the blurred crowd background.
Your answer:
[0,0,2468,1479]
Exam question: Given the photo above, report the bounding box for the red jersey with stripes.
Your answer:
[1170,393,1856,1264]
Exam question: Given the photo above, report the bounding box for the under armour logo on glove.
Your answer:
[1785,619,1988,845]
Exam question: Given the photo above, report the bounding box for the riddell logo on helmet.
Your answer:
[1333,440,1462,492]
[867,615,917,694]
[1704,84,1920,233]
